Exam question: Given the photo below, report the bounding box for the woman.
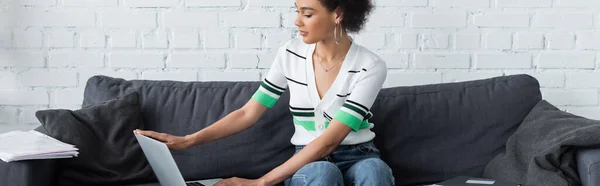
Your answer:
[134,0,394,185]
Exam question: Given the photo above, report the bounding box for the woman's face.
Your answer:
[294,0,340,44]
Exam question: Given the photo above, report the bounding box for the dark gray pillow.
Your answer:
[484,100,600,186]
[35,92,155,186]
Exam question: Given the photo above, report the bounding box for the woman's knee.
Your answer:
[287,161,344,186]
[351,158,394,185]
[357,158,391,173]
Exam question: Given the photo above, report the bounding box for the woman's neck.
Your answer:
[315,33,352,65]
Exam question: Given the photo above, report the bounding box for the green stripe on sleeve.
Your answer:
[291,112,315,117]
[261,82,283,95]
[325,120,370,131]
[333,110,362,132]
[293,118,316,131]
[342,103,367,117]
[252,90,278,108]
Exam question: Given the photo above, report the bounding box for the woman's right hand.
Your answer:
[133,129,194,151]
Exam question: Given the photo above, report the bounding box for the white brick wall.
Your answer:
[62,0,119,7]
[474,13,530,28]
[0,0,599,133]
[411,13,467,28]
[185,0,241,7]
[533,13,594,28]
[431,0,490,8]
[219,12,280,28]
[18,69,78,87]
[497,0,553,7]
[476,53,532,69]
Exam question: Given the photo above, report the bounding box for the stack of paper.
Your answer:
[0,130,78,162]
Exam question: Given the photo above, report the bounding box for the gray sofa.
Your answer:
[1,74,600,186]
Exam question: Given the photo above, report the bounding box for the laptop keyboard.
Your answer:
[185,182,206,186]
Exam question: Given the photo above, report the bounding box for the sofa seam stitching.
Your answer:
[588,161,600,185]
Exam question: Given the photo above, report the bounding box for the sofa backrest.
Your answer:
[370,74,542,185]
[83,77,295,181]
[83,74,542,185]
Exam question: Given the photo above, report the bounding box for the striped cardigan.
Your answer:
[252,38,387,145]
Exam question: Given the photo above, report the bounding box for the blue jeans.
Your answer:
[283,141,394,186]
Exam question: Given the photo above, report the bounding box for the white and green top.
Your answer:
[252,38,387,146]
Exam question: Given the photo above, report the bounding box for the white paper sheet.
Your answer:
[0,130,78,162]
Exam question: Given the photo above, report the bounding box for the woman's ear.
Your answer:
[334,7,344,23]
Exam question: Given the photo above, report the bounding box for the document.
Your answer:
[0,130,78,162]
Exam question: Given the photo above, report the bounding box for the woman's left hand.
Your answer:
[214,177,267,186]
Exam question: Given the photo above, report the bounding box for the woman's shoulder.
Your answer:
[271,38,311,69]
[353,42,387,71]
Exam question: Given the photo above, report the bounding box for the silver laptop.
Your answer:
[134,133,223,186]
[428,175,520,186]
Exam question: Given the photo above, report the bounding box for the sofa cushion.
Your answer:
[370,74,542,185]
[35,92,155,186]
[82,76,295,181]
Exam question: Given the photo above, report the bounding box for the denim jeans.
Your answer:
[283,141,394,186]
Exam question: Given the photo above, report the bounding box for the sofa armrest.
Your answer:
[577,147,600,186]
[0,159,57,186]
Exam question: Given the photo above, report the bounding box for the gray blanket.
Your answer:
[484,100,600,186]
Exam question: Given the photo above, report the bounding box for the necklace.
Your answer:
[315,47,344,72]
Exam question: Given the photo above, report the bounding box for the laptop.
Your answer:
[134,133,223,186]
[426,176,521,186]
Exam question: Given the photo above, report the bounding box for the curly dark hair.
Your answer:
[319,0,374,34]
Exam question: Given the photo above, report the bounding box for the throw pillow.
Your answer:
[35,91,155,186]
[484,100,600,186]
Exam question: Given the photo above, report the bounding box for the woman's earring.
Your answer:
[334,23,342,45]
[334,23,338,44]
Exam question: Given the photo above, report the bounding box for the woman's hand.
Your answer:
[214,177,267,186]
[133,129,193,150]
